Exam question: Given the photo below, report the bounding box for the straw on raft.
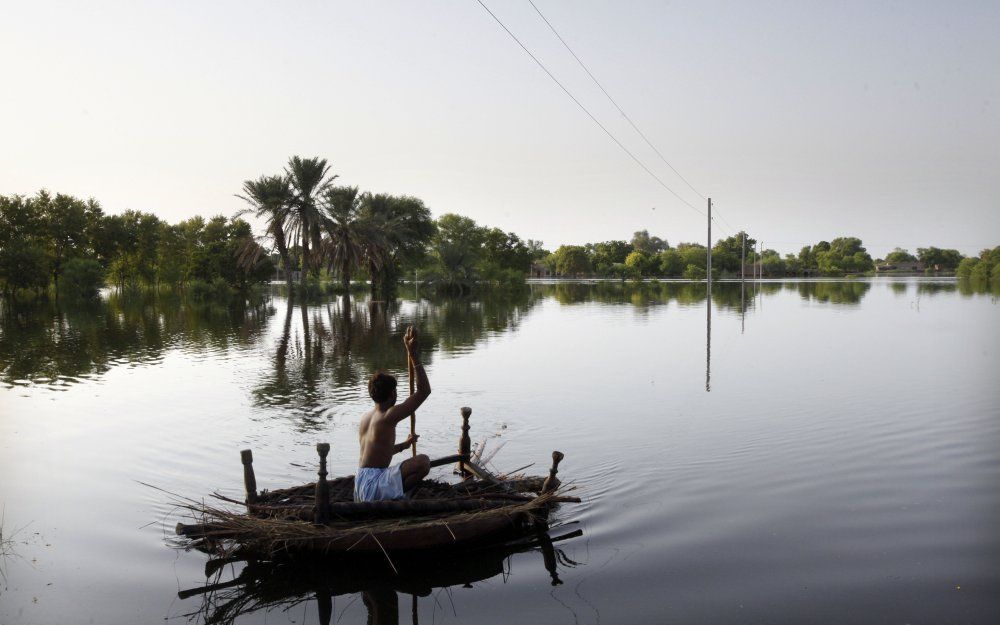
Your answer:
[174,488,565,556]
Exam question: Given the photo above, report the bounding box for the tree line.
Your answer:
[3,155,997,298]
[0,155,548,298]
[543,230,997,280]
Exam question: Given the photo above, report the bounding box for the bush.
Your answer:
[0,241,49,294]
[60,258,104,297]
[683,264,706,280]
[956,257,979,279]
[970,259,992,281]
[187,277,233,301]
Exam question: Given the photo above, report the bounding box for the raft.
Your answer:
[173,407,578,558]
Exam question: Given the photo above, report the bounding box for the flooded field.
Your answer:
[1,278,998,624]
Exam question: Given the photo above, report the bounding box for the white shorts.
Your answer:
[353,463,405,502]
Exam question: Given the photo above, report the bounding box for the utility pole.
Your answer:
[741,231,746,280]
[707,198,712,286]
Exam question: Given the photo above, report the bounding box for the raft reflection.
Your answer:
[177,527,582,625]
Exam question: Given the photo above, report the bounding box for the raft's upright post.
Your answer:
[315,443,331,525]
[459,407,472,477]
[542,451,564,493]
[240,449,257,504]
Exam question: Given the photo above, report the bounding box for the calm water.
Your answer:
[1,279,998,624]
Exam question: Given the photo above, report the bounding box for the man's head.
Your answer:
[368,370,397,406]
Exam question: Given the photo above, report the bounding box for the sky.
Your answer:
[1,0,998,258]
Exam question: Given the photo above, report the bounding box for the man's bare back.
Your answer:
[354,326,432,501]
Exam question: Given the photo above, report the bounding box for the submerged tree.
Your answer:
[237,175,294,292]
[286,156,336,290]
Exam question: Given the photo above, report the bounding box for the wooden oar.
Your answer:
[408,349,417,457]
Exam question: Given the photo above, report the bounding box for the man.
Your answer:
[354,325,431,502]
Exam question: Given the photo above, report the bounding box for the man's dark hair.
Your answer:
[368,370,397,404]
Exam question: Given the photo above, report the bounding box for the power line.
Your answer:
[474,0,705,218]
[527,0,706,202]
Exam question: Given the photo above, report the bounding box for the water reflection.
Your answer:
[176,527,581,624]
[6,280,974,394]
[0,293,270,389]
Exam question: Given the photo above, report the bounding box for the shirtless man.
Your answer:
[354,325,431,502]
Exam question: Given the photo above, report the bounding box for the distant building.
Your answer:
[530,262,553,278]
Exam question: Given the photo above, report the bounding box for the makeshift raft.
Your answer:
[174,407,578,557]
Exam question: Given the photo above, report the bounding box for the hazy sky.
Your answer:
[2,0,997,257]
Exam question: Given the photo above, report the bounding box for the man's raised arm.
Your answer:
[388,326,430,424]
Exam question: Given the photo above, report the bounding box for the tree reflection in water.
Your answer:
[0,292,271,389]
[6,279,961,397]
[176,527,582,625]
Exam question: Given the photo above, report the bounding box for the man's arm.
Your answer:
[387,326,430,425]
[392,434,418,455]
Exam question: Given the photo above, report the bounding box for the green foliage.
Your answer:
[884,248,917,264]
[59,258,104,297]
[956,257,979,279]
[590,240,631,274]
[659,249,684,277]
[630,230,669,254]
[481,227,533,273]
[969,259,992,281]
[624,250,655,277]
[711,231,756,274]
[552,245,591,276]
[0,240,49,294]
[761,250,786,277]
[683,264,706,280]
[801,237,874,276]
[677,243,707,270]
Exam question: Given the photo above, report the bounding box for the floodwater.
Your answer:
[1,278,998,624]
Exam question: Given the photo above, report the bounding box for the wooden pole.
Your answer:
[408,352,416,457]
[542,451,564,493]
[240,449,257,504]
[314,443,331,525]
[459,407,472,477]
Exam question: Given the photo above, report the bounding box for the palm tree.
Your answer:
[285,156,336,291]
[319,186,373,293]
[359,193,434,296]
[236,175,294,292]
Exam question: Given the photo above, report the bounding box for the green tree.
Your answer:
[552,245,591,276]
[40,192,90,289]
[677,243,707,270]
[956,257,979,279]
[320,185,370,292]
[659,249,684,277]
[286,156,336,289]
[631,230,669,254]
[884,248,917,264]
[591,240,631,273]
[683,264,706,280]
[428,214,486,290]
[916,247,963,272]
[711,231,756,274]
[624,250,654,277]
[0,240,49,295]
[60,258,104,297]
[237,175,294,292]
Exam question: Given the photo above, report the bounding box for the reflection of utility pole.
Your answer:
[706,285,711,393]
[741,232,745,334]
[706,198,712,393]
